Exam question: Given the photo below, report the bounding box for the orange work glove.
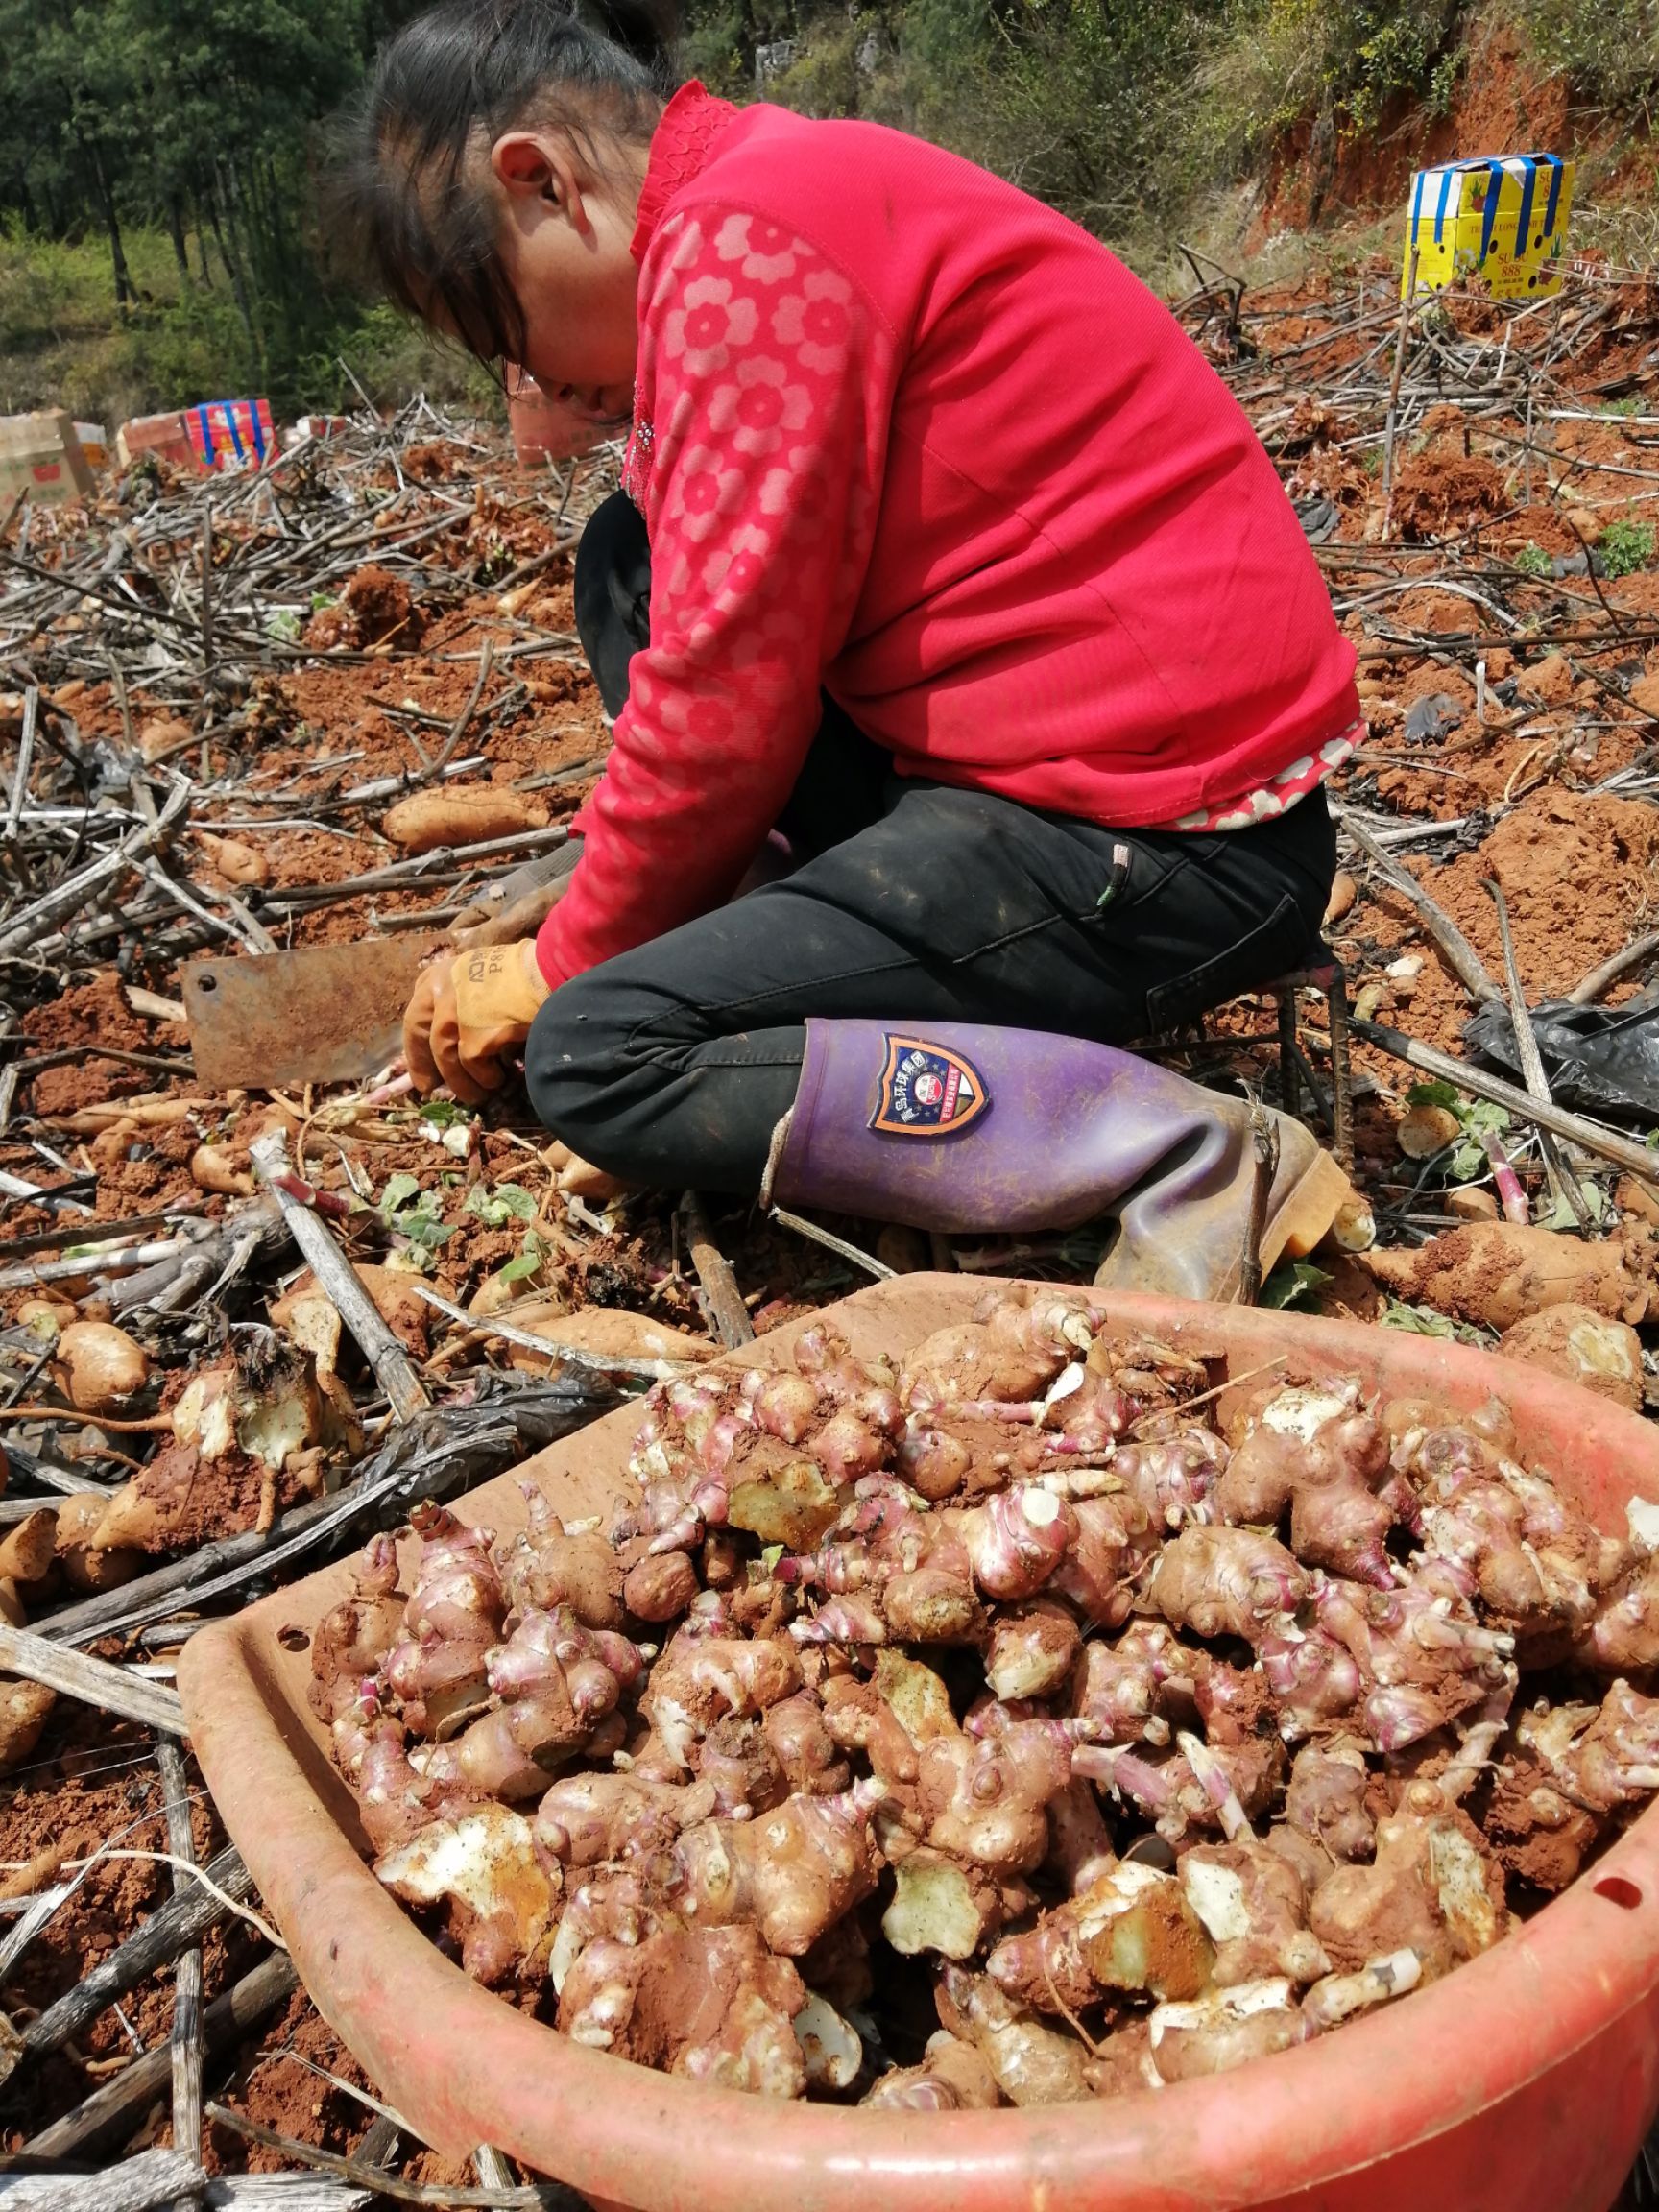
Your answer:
[403,940,550,1104]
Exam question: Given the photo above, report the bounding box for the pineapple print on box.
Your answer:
[1404,154,1575,301]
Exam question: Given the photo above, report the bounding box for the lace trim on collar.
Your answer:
[630,80,739,263]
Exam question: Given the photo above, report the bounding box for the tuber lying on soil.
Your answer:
[381,785,551,854]
[321,1288,1659,2109]
[1360,1222,1651,1332]
[53,1318,153,1415]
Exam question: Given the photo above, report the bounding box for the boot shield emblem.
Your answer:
[871,1035,990,1137]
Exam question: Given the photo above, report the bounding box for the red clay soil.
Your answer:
[0,1706,219,2144]
[26,974,163,1062]
[0,1671,421,2175]
[1253,19,1573,236]
[1446,796,1659,990]
[1391,452,1512,542]
[23,974,183,1118]
[211,1989,384,2173]
[1326,790,1659,1095]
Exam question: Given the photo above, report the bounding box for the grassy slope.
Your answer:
[0,221,495,427]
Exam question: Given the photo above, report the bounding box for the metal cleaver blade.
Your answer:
[181,935,445,1089]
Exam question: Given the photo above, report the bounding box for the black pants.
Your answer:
[528,492,1337,1193]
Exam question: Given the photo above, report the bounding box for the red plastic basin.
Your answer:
[179,1277,1659,2212]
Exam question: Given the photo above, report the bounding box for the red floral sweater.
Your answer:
[536,84,1358,991]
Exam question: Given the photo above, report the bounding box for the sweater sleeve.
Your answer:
[536,206,888,991]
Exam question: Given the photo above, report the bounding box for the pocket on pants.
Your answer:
[1142,892,1306,1032]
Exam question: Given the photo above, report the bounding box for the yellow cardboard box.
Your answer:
[1404,154,1575,300]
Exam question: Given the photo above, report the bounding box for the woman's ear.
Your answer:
[491,132,594,237]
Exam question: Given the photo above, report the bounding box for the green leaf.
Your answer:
[1447,1138,1487,1183]
[398,1214,454,1251]
[1538,1183,1609,1233]
[416,1098,470,1129]
[1379,1297,1490,1346]
[1463,1101,1510,1137]
[1599,520,1655,579]
[1260,1261,1333,1310]
[1413,1091,1508,1185]
[1379,1297,1458,1338]
[497,1244,546,1285]
[379,1172,421,1215]
[465,1181,539,1227]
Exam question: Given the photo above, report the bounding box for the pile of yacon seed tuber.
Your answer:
[311,1287,1659,2106]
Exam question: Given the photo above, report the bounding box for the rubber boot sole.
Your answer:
[1261,1140,1355,1277]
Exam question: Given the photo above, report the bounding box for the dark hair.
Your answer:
[339,0,680,371]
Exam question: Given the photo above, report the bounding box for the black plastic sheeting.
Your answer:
[1464,987,1659,1118]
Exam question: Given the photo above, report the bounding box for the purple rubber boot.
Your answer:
[762,1020,1352,1303]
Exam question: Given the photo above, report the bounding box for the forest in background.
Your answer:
[1,0,1654,427]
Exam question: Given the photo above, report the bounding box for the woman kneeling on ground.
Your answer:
[349,0,1358,1300]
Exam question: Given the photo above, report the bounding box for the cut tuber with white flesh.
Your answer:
[1148,1978,1310,2083]
[1180,1841,1331,1986]
[1302,1948,1422,2032]
[375,1803,559,1987]
[986,1861,1214,2009]
[882,1848,1017,1960]
[792,1990,864,2091]
[936,1965,1094,2107]
[1308,1784,1505,1980]
[986,1599,1080,1701]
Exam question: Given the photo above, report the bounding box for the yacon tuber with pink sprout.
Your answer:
[325,1290,1659,2110]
